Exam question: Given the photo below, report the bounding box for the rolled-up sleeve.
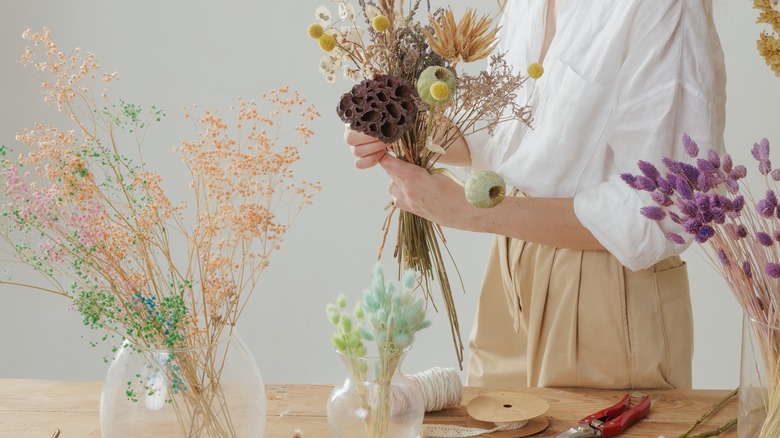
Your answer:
[573,0,726,271]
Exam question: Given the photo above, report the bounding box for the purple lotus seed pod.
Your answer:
[336,74,419,144]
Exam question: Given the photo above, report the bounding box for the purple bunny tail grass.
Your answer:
[694,225,715,243]
[722,153,733,174]
[651,191,673,207]
[635,176,657,191]
[752,138,770,161]
[638,160,661,181]
[640,206,666,221]
[774,229,780,242]
[743,261,753,279]
[662,157,682,174]
[736,224,748,238]
[772,169,780,182]
[669,211,684,225]
[732,196,746,213]
[707,149,721,169]
[667,232,685,245]
[682,133,699,158]
[716,248,730,267]
[758,231,774,247]
[731,165,748,180]
[759,159,772,176]
[620,173,638,189]
[766,262,780,279]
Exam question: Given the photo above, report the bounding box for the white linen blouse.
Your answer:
[464,0,726,271]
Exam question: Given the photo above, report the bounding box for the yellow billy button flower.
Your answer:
[308,23,324,39]
[527,62,544,79]
[318,34,337,52]
[429,81,450,102]
[372,15,391,33]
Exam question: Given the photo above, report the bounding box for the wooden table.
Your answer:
[0,379,738,437]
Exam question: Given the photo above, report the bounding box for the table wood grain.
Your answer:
[0,379,738,437]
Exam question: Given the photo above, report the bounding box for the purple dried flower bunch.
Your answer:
[623,135,780,289]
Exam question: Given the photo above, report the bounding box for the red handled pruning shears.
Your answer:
[556,393,651,438]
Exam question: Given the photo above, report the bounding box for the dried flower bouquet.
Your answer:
[1,28,319,436]
[308,0,531,366]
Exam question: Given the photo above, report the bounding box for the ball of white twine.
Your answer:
[406,367,463,412]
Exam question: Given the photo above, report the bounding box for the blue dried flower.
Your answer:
[757,231,774,247]
[683,133,699,157]
[766,262,780,279]
[640,206,666,221]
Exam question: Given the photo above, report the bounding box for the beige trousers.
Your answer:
[467,234,693,389]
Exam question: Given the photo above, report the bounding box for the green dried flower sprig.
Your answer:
[326,264,430,358]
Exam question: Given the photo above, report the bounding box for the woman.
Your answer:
[345,0,725,389]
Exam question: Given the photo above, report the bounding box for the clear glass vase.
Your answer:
[740,313,780,437]
[327,350,425,438]
[100,329,265,438]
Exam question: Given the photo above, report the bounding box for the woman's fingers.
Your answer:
[344,128,386,147]
[354,149,387,169]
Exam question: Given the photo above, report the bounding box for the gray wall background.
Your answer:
[0,1,777,389]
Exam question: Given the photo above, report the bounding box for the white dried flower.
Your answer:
[315,5,333,26]
[338,2,356,21]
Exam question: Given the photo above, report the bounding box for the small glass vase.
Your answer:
[739,313,780,437]
[327,350,425,438]
[100,329,265,438]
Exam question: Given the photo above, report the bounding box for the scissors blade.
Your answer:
[556,425,598,438]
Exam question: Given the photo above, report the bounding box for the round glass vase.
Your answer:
[327,350,425,438]
[740,313,780,438]
[100,329,265,438]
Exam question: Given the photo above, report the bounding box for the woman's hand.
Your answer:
[343,127,391,169]
[379,154,481,231]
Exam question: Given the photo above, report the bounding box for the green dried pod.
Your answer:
[465,170,506,208]
[417,66,456,107]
